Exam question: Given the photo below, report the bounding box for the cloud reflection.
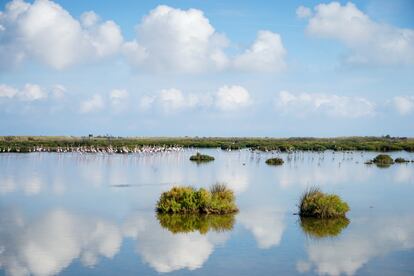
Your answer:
[0,208,121,276]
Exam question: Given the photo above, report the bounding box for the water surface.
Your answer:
[0,150,413,275]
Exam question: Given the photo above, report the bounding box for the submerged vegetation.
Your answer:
[1,136,414,153]
[157,213,235,234]
[156,184,238,214]
[300,217,350,238]
[265,157,284,165]
[299,187,349,219]
[189,152,215,162]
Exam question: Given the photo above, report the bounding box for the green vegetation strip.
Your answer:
[156,184,238,214]
[1,136,414,152]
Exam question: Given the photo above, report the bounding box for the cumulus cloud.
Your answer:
[302,2,414,65]
[392,96,414,115]
[215,85,251,111]
[80,94,105,113]
[139,85,251,113]
[123,5,229,73]
[51,85,66,100]
[0,83,47,101]
[275,91,375,118]
[0,0,123,70]
[233,30,286,72]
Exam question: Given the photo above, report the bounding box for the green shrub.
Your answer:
[299,187,349,218]
[189,152,215,162]
[156,185,238,214]
[395,157,409,163]
[300,217,349,238]
[157,213,235,234]
[265,157,284,165]
[372,154,394,165]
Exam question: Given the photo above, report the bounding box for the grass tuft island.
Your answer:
[189,152,215,162]
[156,184,238,214]
[299,187,349,218]
[265,157,284,165]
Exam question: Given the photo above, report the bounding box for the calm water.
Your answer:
[0,150,413,275]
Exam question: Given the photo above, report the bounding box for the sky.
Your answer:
[0,0,413,137]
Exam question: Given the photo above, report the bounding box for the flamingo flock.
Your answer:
[0,145,184,154]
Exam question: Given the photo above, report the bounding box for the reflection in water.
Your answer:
[238,209,286,249]
[297,215,414,276]
[123,212,229,273]
[0,208,121,276]
[157,213,235,234]
[299,217,350,239]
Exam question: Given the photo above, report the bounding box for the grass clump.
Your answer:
[189,152,215,162]
[300,217,349,239]
[372,154,394,165]
[157,213,235,234]
[156,184,238,214]
[299,187,349,219]
[265,157,284,165]
[395,157,409,163]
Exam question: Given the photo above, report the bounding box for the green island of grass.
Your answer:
[189,152,215,162]
[299,187,349,219]
[265,157,284,165]
[394,157,410,163]
[1,136,414,153]
[156,184,238,214]
[156,213,235,234]
[365,154,395,167]
[300,217,350,238]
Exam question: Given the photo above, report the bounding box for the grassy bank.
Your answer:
[1,136,414,152]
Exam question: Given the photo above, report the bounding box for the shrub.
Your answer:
[265,157,284,165]
[395,157,409,163]
[157,213,235,234]
[300,217,349,238]
[299,187,349,218]
[156,185,238,214]
[372,154,394,165]
[189,152,215,162]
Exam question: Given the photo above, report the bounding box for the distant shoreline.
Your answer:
[0,136,413,153]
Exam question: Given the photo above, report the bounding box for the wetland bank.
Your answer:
[0,138,413,275]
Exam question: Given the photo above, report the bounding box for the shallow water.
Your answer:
[0,150,413,275]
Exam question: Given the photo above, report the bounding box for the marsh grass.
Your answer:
[156,185,238,214]
[157,213,235,234]
[299,187,349,218]
[395,157,409,163]
[189,152,215,162]
[265,157,284,165]
[300,217,350,239]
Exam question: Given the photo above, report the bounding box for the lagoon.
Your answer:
[0,149,413,275]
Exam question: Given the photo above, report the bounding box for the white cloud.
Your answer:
[275,91,375,118]
[19,83,47,101]
[123,5,229,73]
[140,85,251,113]
[392,96,414,115]
[109,89,128,104]
[80,94,104,113]
[215,85,251,111]
[296,6,312,19]
[0,84,18,98]
[0,0,123,70]
[303,2,414,65]
[233,30,286,72]
[0,83,47,101]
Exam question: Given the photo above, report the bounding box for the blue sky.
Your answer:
[0,0,413,137]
